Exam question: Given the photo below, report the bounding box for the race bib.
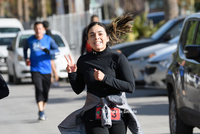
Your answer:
[95,104,121,120]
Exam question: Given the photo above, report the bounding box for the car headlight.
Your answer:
[159,59,172,68]
[18,55,24,61]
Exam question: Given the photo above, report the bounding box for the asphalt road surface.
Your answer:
[0,74,199,134]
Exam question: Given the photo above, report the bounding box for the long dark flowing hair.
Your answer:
[87,13,134,46]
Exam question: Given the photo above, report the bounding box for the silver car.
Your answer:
[144,44,177,88]
[127,36,179,84]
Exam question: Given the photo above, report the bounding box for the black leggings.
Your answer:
[84,114,128,134]
[31,72,51,103]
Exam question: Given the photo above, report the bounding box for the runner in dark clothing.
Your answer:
[24,21,59,120]
[81,15,99,55]
[63,13,142,134]
[43,20,53,38]
[43,20,59,87]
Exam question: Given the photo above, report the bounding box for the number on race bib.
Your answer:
[95,106,121,120]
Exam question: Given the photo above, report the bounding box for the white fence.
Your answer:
[37,8,102,61]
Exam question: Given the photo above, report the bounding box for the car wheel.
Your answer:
[13,67,21,84]
[169,92,193,134]
[8,74,13,83]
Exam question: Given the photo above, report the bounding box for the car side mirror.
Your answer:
[7,46,13,51]
[184,45,200,59]
[164,34,173,42]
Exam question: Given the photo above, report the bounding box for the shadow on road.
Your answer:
[130,103,168,116]
[48,95,86,104]
[126,88,167,98]
[126,88,169,116]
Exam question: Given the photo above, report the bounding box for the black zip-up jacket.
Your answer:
[69,47,135,98]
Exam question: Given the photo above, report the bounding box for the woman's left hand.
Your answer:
[94,68,105,81]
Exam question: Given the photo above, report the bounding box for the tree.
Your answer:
[41,0,47,19]
[24,0,30,22]
[17,0,23,22]
[84,0,89,11]
[164,0,178,21]
[33,0,38,19]
[0,0,5,17]
[63,0,69,13]
[122,0,145,16]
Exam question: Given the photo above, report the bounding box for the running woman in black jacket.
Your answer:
[65,14,137,134]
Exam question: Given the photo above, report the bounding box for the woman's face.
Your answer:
[87,24,109,52]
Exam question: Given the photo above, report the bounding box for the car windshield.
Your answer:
[0,37,15,46]
[19,34,65,48]
[0,28,21,33]
[52,35,65,47]
[151,19,175,40]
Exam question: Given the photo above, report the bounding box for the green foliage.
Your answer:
[186,21,198,46]
[122,12,165,42]
[195,2,200,12]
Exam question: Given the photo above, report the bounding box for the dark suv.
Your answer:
[166,13,200,134]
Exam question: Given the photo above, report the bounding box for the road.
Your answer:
[0,74,199,134]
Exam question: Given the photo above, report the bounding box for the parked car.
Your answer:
[6,30,74,84]
[166,13,200,134]
[147,11,164,25]
[0,33,17,72]
[144,44,177,88]
[0,18,24,33]
[127,35,179,83]
[111,16,186,57]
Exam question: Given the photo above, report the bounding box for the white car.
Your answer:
[0,33,17,72]
[127,36,179,84]
[0,18,24,33]
[6,30,74,84]
[144,44,177,88]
